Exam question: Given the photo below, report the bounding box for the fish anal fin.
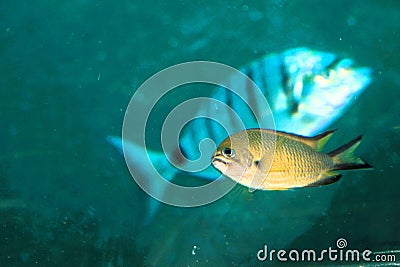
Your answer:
[305,172,342,188]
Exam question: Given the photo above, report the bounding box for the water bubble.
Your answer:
[191,245,200,255]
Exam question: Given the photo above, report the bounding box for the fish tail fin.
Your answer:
[107,136,179,224]
[328,135,372,170]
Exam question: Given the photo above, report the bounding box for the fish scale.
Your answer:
[269,139,332,184]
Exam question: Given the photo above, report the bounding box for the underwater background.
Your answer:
[1,0,399,266]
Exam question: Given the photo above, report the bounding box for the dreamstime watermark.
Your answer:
[122,61,276,207]
[257,238,397,263]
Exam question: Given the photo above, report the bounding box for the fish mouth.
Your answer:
[211,157,228,165]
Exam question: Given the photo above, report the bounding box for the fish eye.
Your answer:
[221,147,235,158]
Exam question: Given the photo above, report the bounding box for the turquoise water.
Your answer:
[1,0,399,266]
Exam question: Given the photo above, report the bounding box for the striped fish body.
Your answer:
[178,47,371,180]
[267,137,333,186]
[211,129,371,190]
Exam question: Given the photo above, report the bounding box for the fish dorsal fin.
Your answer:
[259,129,336,151]
[306,129,336,151]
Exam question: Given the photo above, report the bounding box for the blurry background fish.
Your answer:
[108,47,372,183]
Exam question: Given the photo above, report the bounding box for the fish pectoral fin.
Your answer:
[305,171,342,188]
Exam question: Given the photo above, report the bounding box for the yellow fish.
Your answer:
[211,129,371,190]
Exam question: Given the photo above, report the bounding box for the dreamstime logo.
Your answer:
[122,61,276,207]
[336,238,347,249]
[257,238,397,263]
